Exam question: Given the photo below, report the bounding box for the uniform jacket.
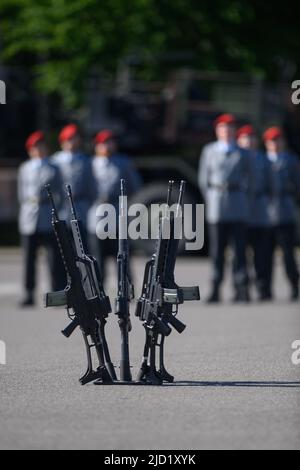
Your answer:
[87,154,142,234]
[18,158,63,235]
[199,141,254,224]
[51,151,97,227]
[267,152,300,226]
[248,151,273,228]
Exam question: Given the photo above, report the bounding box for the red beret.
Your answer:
[59,124,79,143]
[94,130,115,145]
[263,127,283,142]
[214,113,236,128]
[25,131,45,151]
[237,125,255,139]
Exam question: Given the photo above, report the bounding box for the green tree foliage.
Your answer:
[0,0,298,107]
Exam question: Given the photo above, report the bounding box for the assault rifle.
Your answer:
[44,185,116,385]
[94,179,134,384]
[115,180,134,382]
[135,181,200,385]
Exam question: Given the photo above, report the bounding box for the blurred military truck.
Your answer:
[0,68,298,249]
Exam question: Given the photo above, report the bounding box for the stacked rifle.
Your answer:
[45,180,200,385]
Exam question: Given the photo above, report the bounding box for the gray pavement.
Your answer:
[0,249,299,450]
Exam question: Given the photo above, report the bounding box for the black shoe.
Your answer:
[291,285,299,301]
[258,290,273,302]
[258,293,272,302]
[19,294,35,308]
[206,289,220,304]
[234,286,250,303]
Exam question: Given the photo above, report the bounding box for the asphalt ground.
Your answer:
[0,249,299,450]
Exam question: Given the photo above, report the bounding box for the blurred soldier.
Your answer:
[263,127,300,301]
[52,124,97,238]
[237,125,272,301]
[199,114,253,303]
[18,131,64,307]
[88,130,142,281]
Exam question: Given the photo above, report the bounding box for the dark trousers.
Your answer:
[209,222,248,289]
[265,224,299,294]
[248,227,272,295]
[88,234,119,283]
[22,233,66,294]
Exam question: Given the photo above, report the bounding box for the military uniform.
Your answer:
[247,151,273,299]
[199,139,254,301]
[18,138,65,302]
[51,124,97,237]
[266,150,300,298]
[51,151,97,228]
[88,131,142,281]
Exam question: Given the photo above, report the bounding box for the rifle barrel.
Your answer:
[176,180,186,216]
[45,184,59,221]
[167,180,175,207]
[120,179,126,217]
[121,179,125,196]
[66,185,77,220]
